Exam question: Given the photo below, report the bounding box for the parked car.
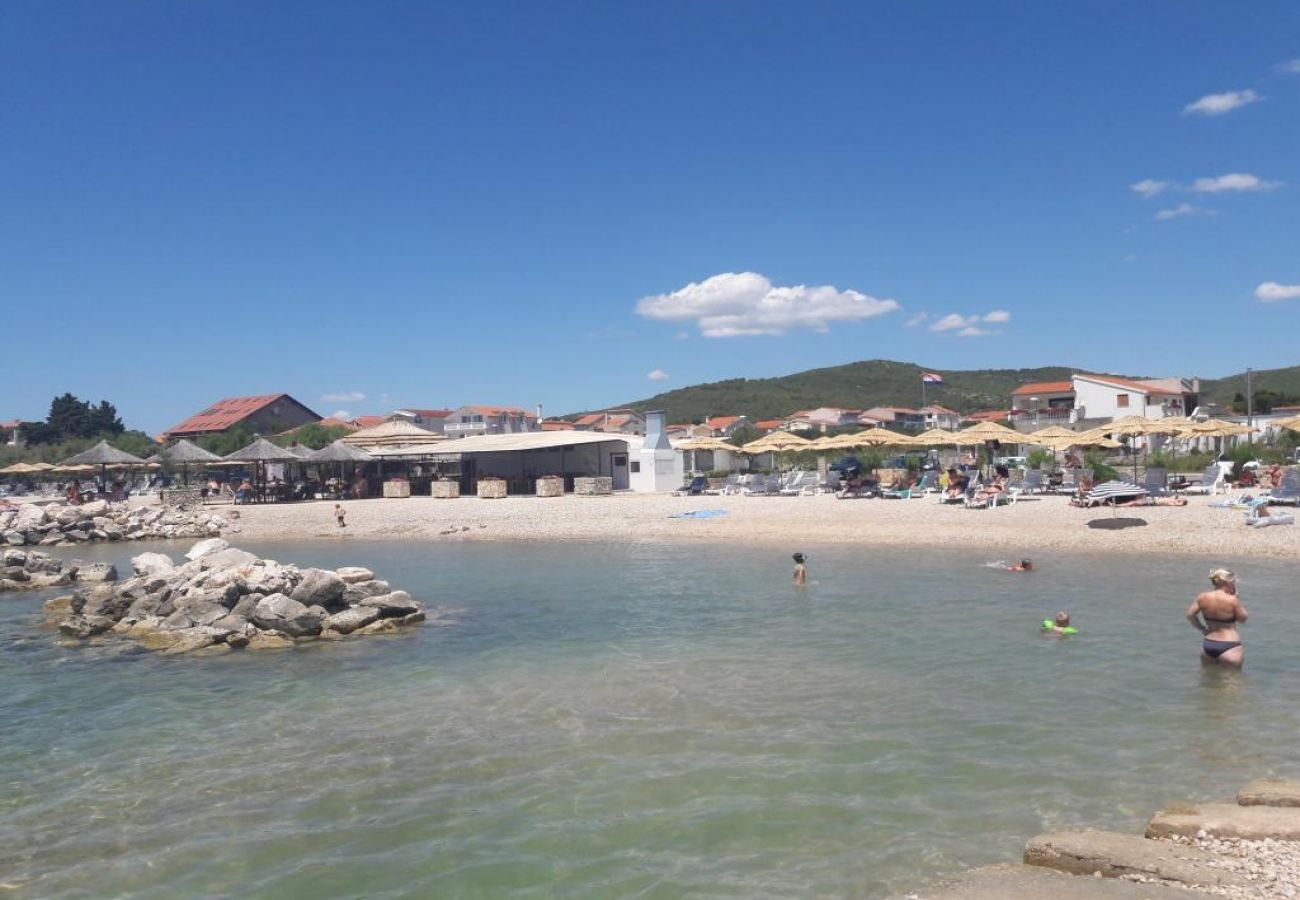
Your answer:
[828,456,864,477]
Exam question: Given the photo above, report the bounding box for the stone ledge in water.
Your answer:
[1238,778,1300,808]
[1,501,226,549]
[48,542,433,652]
[0,547,117,593]
[1146,802,1300,841]
[896,862,1206,899]
[1023,829,1247,888]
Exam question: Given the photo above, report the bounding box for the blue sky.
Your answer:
[2,2,1297,433]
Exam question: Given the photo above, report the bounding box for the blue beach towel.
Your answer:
[668,509,729,519]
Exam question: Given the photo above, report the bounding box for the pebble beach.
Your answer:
[219,491,1297,559]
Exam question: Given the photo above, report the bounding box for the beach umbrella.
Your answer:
[1275,415,1300,432]
[157,438,224,486]
[0,462,40,475]
[1184,420,1254,437]
[309,440,376,463]
[911,428,959,446]
[59,440,148,489]
[740,432,813,453]
[1027,425,1081,441]
[1092,416,1184,482]
[957,421,1023,475]
[677,436,736,474]
[224,437,302,462]
[1085,480,1148,512]
[828,429,898,448]
[60,440,146,467]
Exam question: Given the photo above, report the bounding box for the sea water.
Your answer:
[1,539,1297,899]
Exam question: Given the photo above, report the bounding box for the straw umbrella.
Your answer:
[59,441,147,494]
[157,439,224,486]
[911,428,959,446]
[309,440,376,495]
[1091,416,1185,482]
[677,436,738,475]
[225,437,302,500]
[1274,415,1300,432]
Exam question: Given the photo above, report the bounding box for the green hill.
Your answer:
[581,359,1300,424]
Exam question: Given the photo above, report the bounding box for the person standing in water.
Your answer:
[1186,568,1247,668]
[792,552,807,586]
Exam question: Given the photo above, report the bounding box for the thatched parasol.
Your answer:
[911,428,960,446]
[310,440,376,463]
[158,439,224,464]
[1,462,41,474]
[740,432,813,453]
[341,419,447,450]
[224,437,302,462]
[1274,415,1300,432]
[60,441,146,466]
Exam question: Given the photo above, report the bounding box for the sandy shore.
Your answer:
[210,491,1297,559]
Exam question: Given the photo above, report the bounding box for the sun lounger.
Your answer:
[1246,509,1295,527]
[779,471,818,496]
[1265,466,1300,505]
[1182,465,1227,496]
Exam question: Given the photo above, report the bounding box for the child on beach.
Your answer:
[334,504,347,528]
[792,552,807,585]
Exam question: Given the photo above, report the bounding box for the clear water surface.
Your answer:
[1,538,1296,899]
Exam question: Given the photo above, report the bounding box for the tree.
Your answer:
[87,400,124,436]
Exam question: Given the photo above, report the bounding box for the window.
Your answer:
[630,461,641,473]
[1117,395,1130,408]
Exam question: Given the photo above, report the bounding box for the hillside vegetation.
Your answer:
[593,359,1300,424]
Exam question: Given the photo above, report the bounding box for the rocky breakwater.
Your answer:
[1,500,227,548]
[48,538,428,654]
[0,546,118,592]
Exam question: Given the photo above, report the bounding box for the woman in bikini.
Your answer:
[1186,568,1248,668]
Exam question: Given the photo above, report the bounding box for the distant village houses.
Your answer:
[2,419,22,446]
[1009,373,1200,431]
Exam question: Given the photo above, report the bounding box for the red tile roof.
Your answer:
[1075,373,1172,395]
[541,421,576,431]
[351,415,388,429]
[0,419,21,430]
[399,408,452,419]
[706,415,744,429]
[573,414,605,427]
[1011,381,1074,396]
[463,405,532,416]
[965,409,1010,422]
[755,419,784,430]
[165,394,293,436]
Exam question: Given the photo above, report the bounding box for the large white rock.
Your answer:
[185,538,229,561]
[131,552,176,577]
[336,566,375,584]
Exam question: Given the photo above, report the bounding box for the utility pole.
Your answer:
[1246,368,1254,444]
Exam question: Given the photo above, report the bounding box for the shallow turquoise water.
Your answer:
[1,539,1297,898]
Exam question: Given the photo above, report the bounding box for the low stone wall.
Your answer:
[1,500,225,548]
[535,476,564,497]
[573,476,612,495]
[47,538,433,654]
[477,479,507,499]
[430,481,460,499]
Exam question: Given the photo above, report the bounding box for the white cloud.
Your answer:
[1183,89,1261,116]
[930,310,1009,337]
[1255,282,1300,302]
[636,272,899,338]
[322,390,366,403]
[904,312,929,328]
[674,331,691,341]
[330,409,352,420]
[1154,202,1215,220]
[1279,59,1300,75]
[1131,179,1171,198]
[647,369,669,381]
[1192,173,1279,193]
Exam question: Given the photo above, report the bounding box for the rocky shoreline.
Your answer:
[2,499,226,548]
[47,538,429,654]
[900,777,1300,899]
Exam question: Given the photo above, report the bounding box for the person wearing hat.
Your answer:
[1186,568,1248,668]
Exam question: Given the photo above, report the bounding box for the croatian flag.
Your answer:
[922,372,945,385]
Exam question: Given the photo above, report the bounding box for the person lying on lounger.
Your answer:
[1115,495,1188,507]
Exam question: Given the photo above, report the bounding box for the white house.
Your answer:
[630,411,683,492]
[1071,374,1197,421]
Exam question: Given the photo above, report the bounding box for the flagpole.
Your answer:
[922,376,926,410]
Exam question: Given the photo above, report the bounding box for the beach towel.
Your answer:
[1246,511,1294,528]
[668,509,729,519]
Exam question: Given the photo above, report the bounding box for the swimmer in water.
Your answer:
[1043,610,1075,635]
[792,552,807,586]
[1006,559,1033,572]
[1186,568,1247,668]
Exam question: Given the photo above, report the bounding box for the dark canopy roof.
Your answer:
[224,437,302,462]
[60,440,147,466]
